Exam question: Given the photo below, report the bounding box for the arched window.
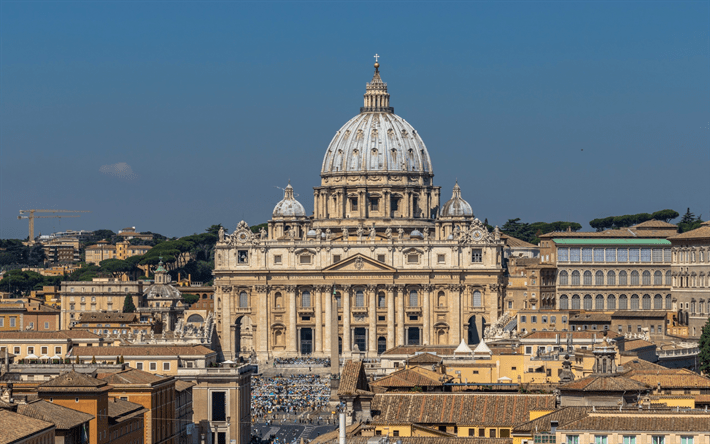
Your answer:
[619,271,628,286]
[690,300,696,313]
[642,294,651,310]
[378,292,386,308]
[630,294,639,310]
[571,295,580,309]
[584,295,592,310]
[631,271,639,286]
[437,291,446,307]
[595,294,604,310]
[355,290,365,307]
[274,292,283,308]
[595,271,604,286]
[239,291,249,308]
[301,290,311,308]
[559,271,569,286]
[665,270,672,286]
[607,271,616,286]
[607,294,616,310]
[653,294,662,309]
[653,271,662,286]
[619,294,628,310]
[571,271,580,286]
[559,295,569,310]
[409,290,418,307]
[583,271,592,286]
[642,271,651,286]
[472,290,482,307]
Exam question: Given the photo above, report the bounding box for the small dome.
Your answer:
[273,182,306,218]
[441,182,473,217]
[307,229,317,238]
[410,229,423,239]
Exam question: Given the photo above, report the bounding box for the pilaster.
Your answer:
[286,285,298,355]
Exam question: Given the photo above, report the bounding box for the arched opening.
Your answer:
[300,328,313,355]
[377,336,387,355]
[187,314,204,324]
[437,291,446,307]
[234,315,253,357]
[467,315,481,345]
[274,292,283,309]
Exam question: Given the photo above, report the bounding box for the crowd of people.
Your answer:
[251,374,332,423]
[273,357,331,367]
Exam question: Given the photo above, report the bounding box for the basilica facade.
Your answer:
[214,63,505,361]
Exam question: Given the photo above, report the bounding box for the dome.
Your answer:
[410,229,423,239]
[321,64,432,176]
[441,182,473,217]
[307,229,317,238]
[273,183,306,218]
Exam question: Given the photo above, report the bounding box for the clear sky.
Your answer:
[1,1,709,239]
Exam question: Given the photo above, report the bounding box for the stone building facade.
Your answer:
[669,221,710,338]
[214,63,505,361]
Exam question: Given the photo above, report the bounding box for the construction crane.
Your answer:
[18,209,91,244]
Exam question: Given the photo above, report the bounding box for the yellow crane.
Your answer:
[18,209,91,244]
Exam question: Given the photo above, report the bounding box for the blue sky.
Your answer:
[1,1,709,239]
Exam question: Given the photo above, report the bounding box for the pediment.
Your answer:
[322,253,397,272]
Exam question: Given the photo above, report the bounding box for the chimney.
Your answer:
[339,412,346,444]
[550,420,558,434]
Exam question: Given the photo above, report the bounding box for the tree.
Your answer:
[678,208,704,233]
[100,259,137,279]
[123,294,136,313]
[181,293,200,305]
[651,209,679,223]
[699,317,710,376]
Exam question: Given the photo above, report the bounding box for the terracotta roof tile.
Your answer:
[77,312,139,323]
[406,353,443,365]
[626,370,710,389]
[371,393,556,426]
[99,368,171,385]
[71,345,215,357]
[0,331,99,340]
[559,414,710,432]
[175,380,195,392]
[16,399,94,430]
[0,409,55,444]
[558,374,649,392]
[668,226,710,241]
[512,407,592,433]
[346,438,512,444]
[371,367,451,389]
[107,398,147,423]
[501,234,538,249]
[632,220,678,229]
[339,361,371,396]
[39,370,108,391]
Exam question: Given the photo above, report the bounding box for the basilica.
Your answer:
[214,62,505,361]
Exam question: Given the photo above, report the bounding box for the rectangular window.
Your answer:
[664,248,671,262]
[211,391,227,421]
[370,197,379,211]
[594,249,604,262]
[469,430,475,437]
[28,347,34,355]
[652,437,664,444]
[618,249,628,262]
[407,254,418,264]
[531,316,537,323]
[237,250,248,264]
[521,316,526,323]
[0,318,3,327]
[274,255,282,265]
[622,438,635,444]
[378,254,386,263]
[333,255,341,263]
[595,436,607,444]
[641,248,652,262]
[542,316,547,323]
[558,248,569,262]
[652,249,663,262]
[150,362,157,371]
[350,197,358,211]
[479,429,485,437]
[163,362,170,371]
[13,347,20,354]
[10,317,16,327]
[605,248,616,262]
[299,255,311,264]
[437,254,445,264]
[393,431,399,437]
[582,248,593,262]
[570,248,580,262]
[629,249,640,262]
[41,347,48,355]
[44,322,49,330]
[472,249,482,263]
[566,436,579,444]
[680,437,693,444]
[136,363,143,370]
[489,430,496,438]
[55,347,61,354]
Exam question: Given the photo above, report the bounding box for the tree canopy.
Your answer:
[678,208,704,233]
[589,209,680,231]
[0,240,47,269]
[500,219,582,245]
[699,317,710,376]
[0,270,61,296]
[122,294,136,313]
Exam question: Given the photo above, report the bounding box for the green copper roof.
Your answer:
[553,238,671,245]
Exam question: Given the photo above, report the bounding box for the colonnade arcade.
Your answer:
[223,282,494,360]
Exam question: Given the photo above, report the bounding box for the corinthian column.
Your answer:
[450,284,463,344]
[325,285,332,356]
[255,285,269,361]
[343,285,352,355]
[423,284,432,345]
[287,286,298,355]
[397,285,405,346]
[315,285,323,354]
[386,285,395,350]
[368,285,377,356]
